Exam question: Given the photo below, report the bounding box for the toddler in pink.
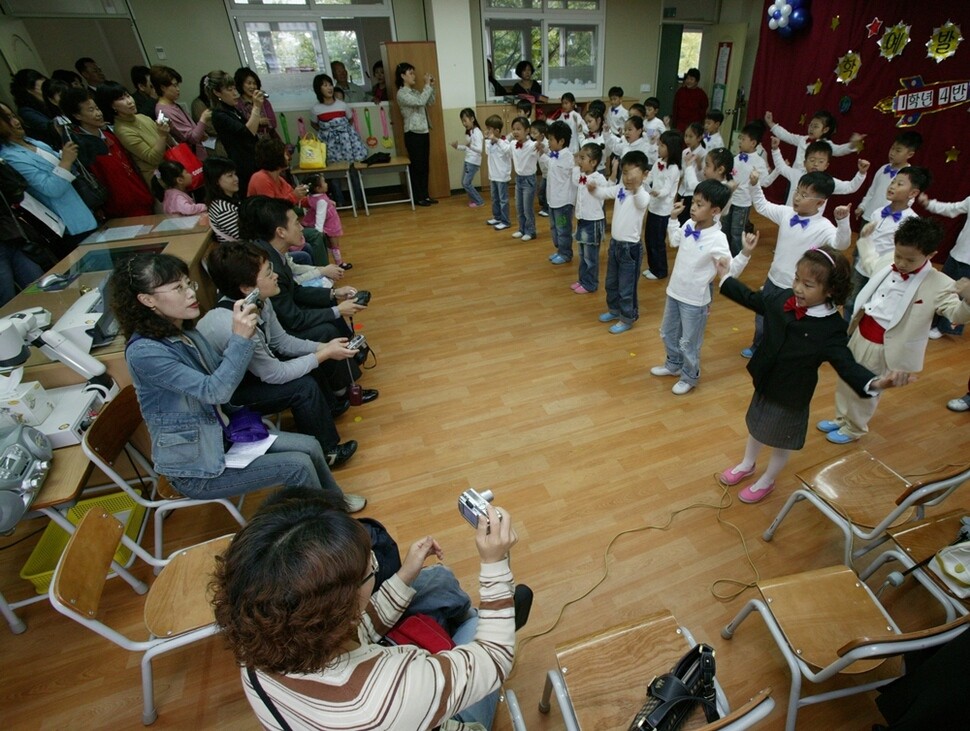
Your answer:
[302,174,352,270]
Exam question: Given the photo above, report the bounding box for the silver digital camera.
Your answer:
[243,287,261,308]
[458,488,494,528]
[348,333,367,351]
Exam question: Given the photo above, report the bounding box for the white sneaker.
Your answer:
[947,395,970,412]
[538,210,550,217]
[494,223,510,230]
[928,327,943,340]
[344,494,367,513]
[486,218,499,225]
[642,270,659,280]
[512,231,524,238]
[672,380,694,395]
[521,235,533,241]
[650,365,681,377]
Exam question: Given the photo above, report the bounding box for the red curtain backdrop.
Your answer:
[748,0,970,257]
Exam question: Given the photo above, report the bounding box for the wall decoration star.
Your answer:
[945,146,960,163]
[866,18,883,38]
[799,114,806,126]
[806,78,822,95]
[831,16,841,31]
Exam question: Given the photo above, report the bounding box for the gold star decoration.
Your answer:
[831,16,841,31]
[945,146,960,163]
[806,78,823,95]
[799,114,807,126]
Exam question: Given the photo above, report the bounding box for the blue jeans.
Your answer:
[752,278,785,350]
[645,212,669,278]
[605,238,642,324]
[720,204,750,257]
[0,241,43,307]
[550,204,574,259]
[660,295,710,385]
[462,162,484,206]
[935,255,969,335]
[451,614,500,729]
[576,218,605,291]
[172,431,343,501]
[515,174,536,237]
[490,179,510,225]
[537,174,548,213]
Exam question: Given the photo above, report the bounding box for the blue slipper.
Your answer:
[740,347,755,359]
[826,429,857,444]
[609,321,632,334]
[598,312,618,323]
[816,420,840,433]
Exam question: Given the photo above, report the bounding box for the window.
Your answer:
[678,29,703,78]
[226,0,394,105]
[482,0,604,98]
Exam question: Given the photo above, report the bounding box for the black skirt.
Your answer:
[745,391,809,450]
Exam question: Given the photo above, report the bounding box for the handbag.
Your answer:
[221,406,269,443]
[72,162,108,210]
[385,614,456,653]
[164,142,204,190]
[299,135,327,170]
[627,643,719,731]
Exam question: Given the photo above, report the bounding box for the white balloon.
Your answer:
[778,16,789,27]
[781,4,792,16]
[769,18,779,29]
[767,2,780,18]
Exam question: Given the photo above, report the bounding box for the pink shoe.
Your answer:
[738,481,775,504]
[570,282,581,290]
[719,464,756,486]
[468,202,483,208]
[574,284,591,294]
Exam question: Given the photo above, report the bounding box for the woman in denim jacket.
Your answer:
[111,253,366,512]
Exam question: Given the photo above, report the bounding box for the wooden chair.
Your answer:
[528,609,772,731]
[762,449,970,565]
[721,564,970,731]
[49,508,233,725]
[82,385,247,563]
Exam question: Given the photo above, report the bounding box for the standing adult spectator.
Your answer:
[234,68,279,140]
[671,68,709,131]
[61,87,154,219]
[331,60,368,103]
[74,57,106,90]
[394,62,437,207]
[97,82,169,186]
[0,103,96,249]
[207,70,262,194]
[152,65,210,160]
[10,69,58,149]
[130,65,158,119]
[371,60,387,103]
[311,73,367,205]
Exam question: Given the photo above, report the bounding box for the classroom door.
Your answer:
[656,24,683,116]
[698,23,747,144]
[0,16,44,109]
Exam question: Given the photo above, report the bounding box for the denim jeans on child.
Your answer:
[576,218,605,292]
[935,255,969,335]
[605,238,642,324]
[644,212,670,278]
[720,204,750,257]
[660,295,710,386]
[537,174,549,214]
[490,179,510,226]
[462,162,484,206]
[752,278,786,350]
[550,204,575,260]
[515,174,537,237]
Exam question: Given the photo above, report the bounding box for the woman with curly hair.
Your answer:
[212,486,520,730]
[111,252,365,510]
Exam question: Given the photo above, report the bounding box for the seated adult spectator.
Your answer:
[0,157,44,306]
[97,82,169,186]
[204,155,242,242]
[199,241,363,467]
[74,57,106,90]
[10,69,58,149]
[61,87,154,219]
[212,485,519,729]
[0,102,96,249]
[152,64,210,160]
[42,78,71,122]
[234,67,278,140]
[130,65,157,119]
[51,69,84,88]
[207,69,261,193]
[111,252,366,511]
[239,196,371,344]
[511,60,545,102]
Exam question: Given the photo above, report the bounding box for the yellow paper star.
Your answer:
[945,146,960,163]
[799,114,807,126]
[806,78,823,95]
[831,16,841,31]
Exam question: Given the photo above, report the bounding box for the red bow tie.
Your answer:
[891,264,910,281]
[783,296,807,319]
[579,175,587,184]
[657,162,665,171]
[516,141,524,149]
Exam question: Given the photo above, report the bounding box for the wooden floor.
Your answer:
[1,192,968,730]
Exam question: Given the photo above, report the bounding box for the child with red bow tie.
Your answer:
[715,246,913,503]
[571,143,608,294]
[642,130,684,281]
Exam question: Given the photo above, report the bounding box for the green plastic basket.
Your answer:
[20,491,147,595]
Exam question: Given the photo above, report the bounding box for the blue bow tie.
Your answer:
[883,165,898,178]
[612,107,621,114]
[738,152,749,163]
[617,188,627,202]
[684,225,701,240]
[704,134,712,142]
[881,205,902,222]
[549,151,559,159]
[789,215,810,229]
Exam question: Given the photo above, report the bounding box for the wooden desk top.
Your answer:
[80,214,209,245]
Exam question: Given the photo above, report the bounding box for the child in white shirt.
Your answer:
[857,131,922,226]
[531,120,550,217]
[677,122,706,225]
[609,116,651,183]
[558,93,587,153]
[544,121,577,265]
[642,130,683,280]
[764,109,862,171]
[590,150,651,333]
[607,86,629,136]
[572,143,608,294]
[581,107,609,174]
[702,110,725,150]
[652,179,757,394]
[721,122,770,256]
[510,116,540,240]
[642,97,666,166]
[768,139,869,207]
[483,115,512,230]
[919,190,970,336]
[449,107,485,208]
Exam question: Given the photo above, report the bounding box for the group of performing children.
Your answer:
[449,94,970,505]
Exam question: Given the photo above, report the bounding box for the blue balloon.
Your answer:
[789,7,809,30]
[772,9,782,20]
[789,0,805,8]
[777,24,795,38]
